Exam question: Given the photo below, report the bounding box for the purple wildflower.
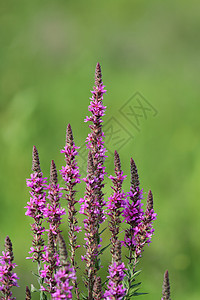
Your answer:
[108,151,126,262]
[104,241,126,300]
[43,160,66,238]
[134,190,157,258]
[0,236,19,300]
[25,146,47,262]
[52,266,76,300]
[79,151,100,298]
[122,158,144,258]
[93,276,103,300]
[80,63,107,299]
[60,124,81,186]
[161,270,171,300]
[52,234,76,300]
[40,231,60,294]
[84,62,107,224]
[60,124,81,299]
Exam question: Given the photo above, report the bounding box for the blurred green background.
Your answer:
[1,0,200,299]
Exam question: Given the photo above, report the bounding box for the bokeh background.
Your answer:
[1,0,200,299]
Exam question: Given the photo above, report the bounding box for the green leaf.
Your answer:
[99,227,107,235]
[98,243,110,256]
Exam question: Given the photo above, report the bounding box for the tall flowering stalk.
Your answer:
[60,124,81,298]
[123,158,144,265]
[84,62,107,224]
[134,190,157,258]
[104,240,126,300]
[44,160,65,240]
[25,146,47,299]
[122,159,156,298]
[104,151,127,299]
[161,270,171,300]
[52,234,76,300]
[108,150,126,263]
[80,63,107,299]
[79,151,100,299]
[40,160,65,294]
[0,236,19,300]
[40,231,60,294]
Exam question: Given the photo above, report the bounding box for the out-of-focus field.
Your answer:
[1,1,200,299]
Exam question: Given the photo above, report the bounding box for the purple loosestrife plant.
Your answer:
[0,62,162,299]
[79,151,100,299]
[60,123,81,299]
[84,62,107,225]
[44,160,65,240]
[80,63,107,299]
[40,161,65,294]
[107,150,127,263]
[0,236,19,300]
[104,240,126,300]
[25,145,48,299]
[104,151,127,299]
[122,158,156,298]
[161,270,171,300]
[134,190,157,258]
[52,234,75,300]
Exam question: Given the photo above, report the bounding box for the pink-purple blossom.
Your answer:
[52,266,76,300]
[0,236,19,300]
[104,261,126,300]
[60,124,81,299]
[43,160,66,238]
[25,146,47,262]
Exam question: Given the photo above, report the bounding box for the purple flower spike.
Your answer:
[80,63,107,299]
[84,62,107,224]
[79,151,99,297]
[25,146,47,262]
[122,158,144,256]
[93,277,103,300]
[60,124,81,186]
[161,270,171,300]
[52,234,76,300]
[60,124,81,299]
[40,231,60,294]
[0,236,19,300]
[134,190,157,258]
[43,160,66,239]
[52,266,76,300]
[108,150,127,262]
[104,241,126,300]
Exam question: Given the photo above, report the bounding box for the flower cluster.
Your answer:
[0,63,160,299]
[107,151,127,262]
[79,63,108,298]
[52,266,76,300]
[134,190,157,257]
[104,241,126,300]
[40,231,60,294]
[84,62,107,224]
[122,158,144,256]
[25,145,47,262]
[44,160,65,238]
[162,270,171,300]
[60,123,81,298]
[52,234,76,300]
[0,236,19,300]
